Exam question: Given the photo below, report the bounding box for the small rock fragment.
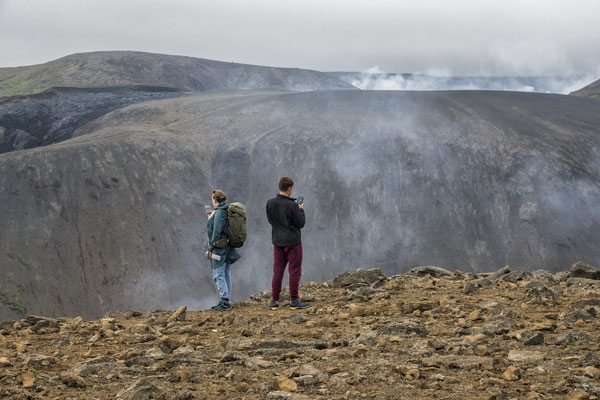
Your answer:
[584,366,600,378]
[266,391,310,400]
[469,309,482,321]
[579,352,600,367]
[290,314,308,324]
[502,366,520,381]
[524,332,544,346]
[507,350,544,363]
[566,389,590,400]
[26,355,57,368]
[353,345,368,357]
[168,305,187,322]
[555,330,588,345]
[405,369,420,380]
[61,373,87,388]
[276,376,298,392]
[130,323,149,334]
[116,377,160,400]
[21,369,35,387]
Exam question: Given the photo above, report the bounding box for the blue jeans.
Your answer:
[212,263,231,301]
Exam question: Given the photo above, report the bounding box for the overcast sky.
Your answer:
[1,0,599,77]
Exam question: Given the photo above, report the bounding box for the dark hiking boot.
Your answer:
[212,300,232,312]
[289,299,310,310]
[268,300,279,310]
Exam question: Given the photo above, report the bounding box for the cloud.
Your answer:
[1,0,599,78]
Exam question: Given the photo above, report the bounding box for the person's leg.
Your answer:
[271,246,288,302]
[287,244,303,301]
[212,264,229,302]
[225,263,232,302]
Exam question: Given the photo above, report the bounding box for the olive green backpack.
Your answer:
[212,202,247,248]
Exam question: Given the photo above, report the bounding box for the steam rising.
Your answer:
[342,65,598,94]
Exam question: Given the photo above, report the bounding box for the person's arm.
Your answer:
[291,203,305,229]
[266,201,277,226]
[209,211,226,249]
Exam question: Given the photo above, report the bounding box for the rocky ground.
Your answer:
[2,262,600,400]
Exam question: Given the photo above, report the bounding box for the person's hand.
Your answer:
[206,251,212,259]
[299,203,304,209]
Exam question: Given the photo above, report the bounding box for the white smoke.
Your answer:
[345,66,598,94]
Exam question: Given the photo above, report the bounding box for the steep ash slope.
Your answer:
[571,78,600,99]
[0,51,355,97]
[1,90,599,320]
[0,89,185,154]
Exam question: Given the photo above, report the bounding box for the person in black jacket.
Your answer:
[266,176,310,310]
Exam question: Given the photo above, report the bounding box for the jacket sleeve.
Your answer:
[292,204,306,229]
[210,211,227,247]
[266,201,274,226]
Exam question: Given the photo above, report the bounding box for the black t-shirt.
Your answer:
[266,194,306,246]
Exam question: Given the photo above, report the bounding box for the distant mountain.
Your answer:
[0,51,355,97]
[570,78,600,99]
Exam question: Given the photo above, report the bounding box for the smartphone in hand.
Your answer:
[296,196,304,205]
[205,205,212,216]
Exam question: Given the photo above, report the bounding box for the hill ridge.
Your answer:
[0,51,356,97]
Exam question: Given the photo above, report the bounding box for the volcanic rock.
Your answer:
[377,319,428,336]
[507,350,544,364]
[555,330,589,345]
[406,266,453,278]
[168,305,187,322]
[524,332,545,346]
[569,262,600,280]
[463,278,493,294]
[332,268,385,288]
[116,377,161,400]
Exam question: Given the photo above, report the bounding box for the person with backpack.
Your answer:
[266,177,310,310]
[206,189,242,312]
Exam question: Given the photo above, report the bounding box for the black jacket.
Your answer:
[266,194,306,246]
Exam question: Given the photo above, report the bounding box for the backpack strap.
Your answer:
[210,209,229,250]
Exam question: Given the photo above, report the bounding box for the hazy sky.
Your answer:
[1,0,599,77]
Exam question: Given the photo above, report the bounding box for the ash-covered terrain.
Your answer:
[0,89,185,154]
[0,51,356,154]
[2,264,600,399]
[571,78,600,99]
[1,87,600,320]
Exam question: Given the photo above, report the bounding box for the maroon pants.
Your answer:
[271,244,303,301]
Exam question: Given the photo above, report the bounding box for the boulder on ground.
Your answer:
[332,268,385,288]
[569,262,600,280]
[406,266,453,278]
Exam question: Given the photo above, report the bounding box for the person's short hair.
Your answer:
[212,190,227,203]
[279,176,295,192]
